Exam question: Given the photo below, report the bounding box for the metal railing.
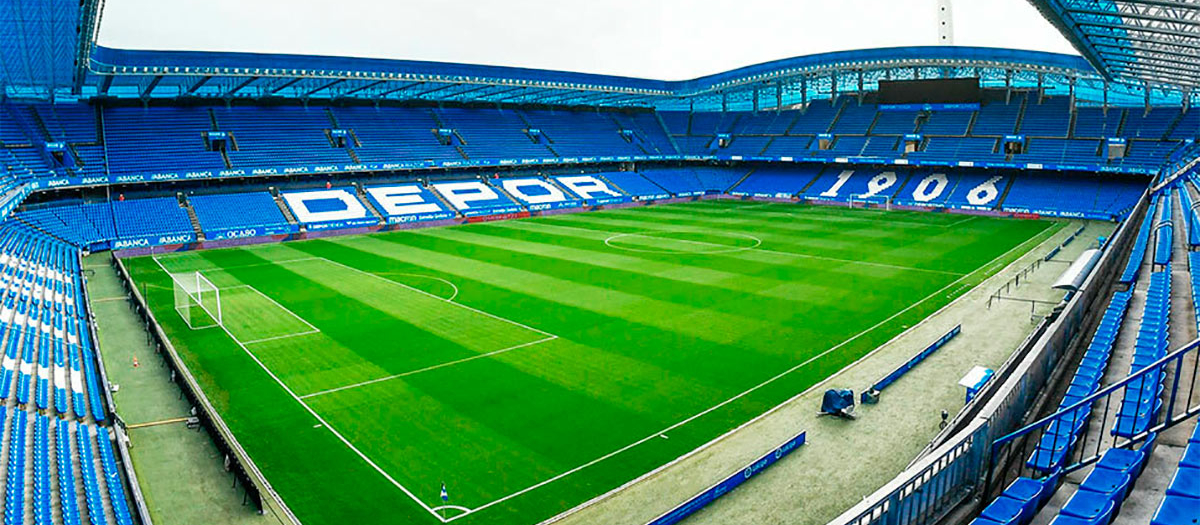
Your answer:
[987,338,1200,492]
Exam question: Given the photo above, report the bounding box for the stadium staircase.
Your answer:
[727,169,756,194]
[593,173,632,197]
[1013,95,1028,135]
[825,98,848,134]
[966,110,980,136]
[424,182,462,216]
[352,184,384,222]
[653,111,683,155]
[994,175,1018,210]
[485,178,527,211]
[178,194,205,242]
[270,188,302,231]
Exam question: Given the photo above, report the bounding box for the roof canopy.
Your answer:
[1027,0,1200,90]
[1,0,1196,109]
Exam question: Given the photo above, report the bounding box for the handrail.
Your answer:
[993,335,1200,448]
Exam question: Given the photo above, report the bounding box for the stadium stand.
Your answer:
[730,166,825,198]
[110,197,194,242]
[999,173,1144,220]
[0,222,132,525]
[970,93,1025,136]
[597,171,670,199]
[188,192,291,236]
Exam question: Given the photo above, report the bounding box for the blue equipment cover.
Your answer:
[822,389,855,415]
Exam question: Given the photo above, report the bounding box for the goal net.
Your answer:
[173,271,222,329]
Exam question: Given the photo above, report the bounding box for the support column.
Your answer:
[776,81,783,113]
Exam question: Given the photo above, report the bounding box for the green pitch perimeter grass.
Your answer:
[121,200,1060,525]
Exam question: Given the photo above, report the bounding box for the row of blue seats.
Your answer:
[1119,203,1158,284]
[1113,267,1171,438]
[189,192,290,234]
[1047,434,1158,525]
[1180,183,1199,248]
[3,408,18,525]
[1026,290,1132,473]
[97,426,135,525]
[77,419,109,525]
[34,414,51,525]
[1151,421,1200,525]
[1153,190,1174,266]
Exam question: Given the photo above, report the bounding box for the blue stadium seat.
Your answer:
[1150,495,1200,525]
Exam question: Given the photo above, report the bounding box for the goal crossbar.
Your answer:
[173,271,222,329]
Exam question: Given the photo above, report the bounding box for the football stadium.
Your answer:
[1,1,1199,525]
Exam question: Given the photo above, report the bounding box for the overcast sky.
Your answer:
[97,0,1079,81]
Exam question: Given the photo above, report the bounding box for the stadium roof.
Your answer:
[0,0,103,98]
[1,0,1196,109]
[1027,0,1200,90]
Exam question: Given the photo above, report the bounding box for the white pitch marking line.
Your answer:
[431,505,473,514]
[299,335,558,399]
[944,215,982,228]
[150,255,322,273]
[149,254,451,523]
[288,256,556,338]
[443,220,1060,522]
[240,284,321,334]
[603,231,762,255]
[374,272,460,302]
[241,330,321,345]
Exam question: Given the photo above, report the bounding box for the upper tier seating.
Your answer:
[971,94,1025,136]
[921,110,974,136]
[831,99,878,134]
[434,108,554,159]
[331,106,461,164]
[789,100,842,135]
[521,109,642,157]
[1074,107,1124,139]
[0,95,1186,189]
[1123,108,1179,139]
[217,106,350,168]
[103,106,226,176]
[1019,97,1071,137]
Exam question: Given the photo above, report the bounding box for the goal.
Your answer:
[173,271,222,329]
[849,195,892,210]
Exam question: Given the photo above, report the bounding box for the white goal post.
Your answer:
[173,271,222,329]
[849,195,892,210]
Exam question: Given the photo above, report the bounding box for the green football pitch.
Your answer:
[121,200,1060,525]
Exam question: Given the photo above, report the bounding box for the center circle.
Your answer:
[603,231,762,254]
